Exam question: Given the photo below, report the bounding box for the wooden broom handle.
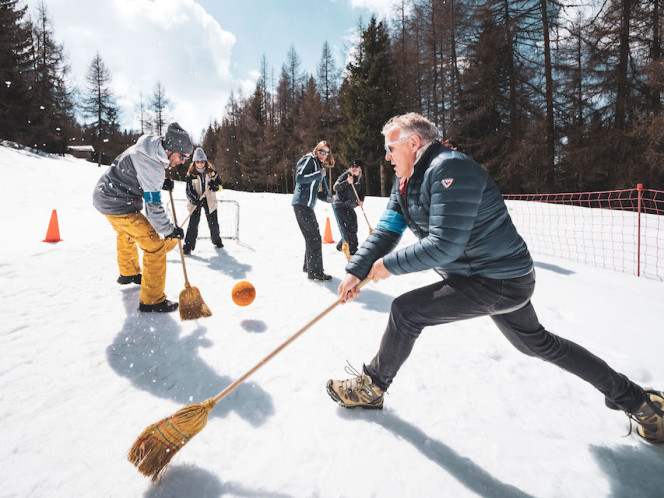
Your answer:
[167,175,190,286]
[350,181,373,232]
[179,187,210,228]
[212,277,371,404]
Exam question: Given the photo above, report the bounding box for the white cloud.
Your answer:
[348,0,393,19]
[24,0,255,141]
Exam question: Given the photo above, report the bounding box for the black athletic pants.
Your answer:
[183,203,221,252]
[294,204,324,277]
[335,205,359,254]
[364,271,646,413]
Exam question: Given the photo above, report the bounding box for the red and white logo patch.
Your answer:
[441,178,454,188]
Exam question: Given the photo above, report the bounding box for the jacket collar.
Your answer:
[395,140,443,217]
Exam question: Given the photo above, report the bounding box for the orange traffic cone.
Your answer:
[322,217,334,244]
[43,209,62,243]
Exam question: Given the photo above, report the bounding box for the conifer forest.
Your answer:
[2,0,663,194]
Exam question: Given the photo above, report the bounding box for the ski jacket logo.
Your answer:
[441,178,454,188]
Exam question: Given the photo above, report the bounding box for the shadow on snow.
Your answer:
[107,288,273,426]
[337,409,535,498]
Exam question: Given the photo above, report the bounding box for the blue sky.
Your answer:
[23,0,392,141]
[198,0,374,81]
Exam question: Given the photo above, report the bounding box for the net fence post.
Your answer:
[637,183,643,277]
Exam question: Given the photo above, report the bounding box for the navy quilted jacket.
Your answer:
[291,153,326,208]
[346,141,533,280]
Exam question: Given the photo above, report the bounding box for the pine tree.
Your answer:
[316,41,341,144]
[28,2,75,153]
[456,14,510,181]
[0,0,33,143]
[149,81,169,135]
[242,85,268,190]
[82,52,119,166]
[339,16,396,196]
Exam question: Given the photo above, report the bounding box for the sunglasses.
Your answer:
[350,165,361,168]
[195,160,205,164]
[317,149,330,156]
[384,137,409,156]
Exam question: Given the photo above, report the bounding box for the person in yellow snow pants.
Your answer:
[93,123,192,313]
[105,212,178,306]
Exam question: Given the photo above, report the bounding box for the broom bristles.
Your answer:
[128,398,216,481]
[179,285,212,320]
[341,241,351,261]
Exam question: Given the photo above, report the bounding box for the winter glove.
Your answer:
[209,178,222,192]
[197,198,206,207]
[162,177,174,191]
[165,226,184,239]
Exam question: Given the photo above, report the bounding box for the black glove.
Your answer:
[162,177,174,191]
[197,198,206,207]
[165,226,184,239]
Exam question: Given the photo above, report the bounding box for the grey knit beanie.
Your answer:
[192,147,207,162]
[163,122,193,155]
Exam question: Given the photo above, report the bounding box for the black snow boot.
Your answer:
[139,299,179,313]
[117,274,141,285]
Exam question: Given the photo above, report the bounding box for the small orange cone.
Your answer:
[43,209,62,243]
[322,217,334,244]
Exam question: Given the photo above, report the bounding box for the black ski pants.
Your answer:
[294,204,324,277]
[335,205,359,255]
[183,203,221,252]
[364,271,646,413]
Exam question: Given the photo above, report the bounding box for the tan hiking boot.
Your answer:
[632,390,664,443]
[326,364,384,409]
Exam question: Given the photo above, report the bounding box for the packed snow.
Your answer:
[2,144,664,497]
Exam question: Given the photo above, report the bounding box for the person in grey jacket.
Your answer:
[93,122,193,313]
[291,140,334,281]
[333,159,366,255]
[326,112,664,444]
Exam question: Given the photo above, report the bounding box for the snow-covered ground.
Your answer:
[2,144,664,497]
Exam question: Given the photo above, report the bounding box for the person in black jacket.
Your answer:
[333,159,366,255]
[326,112,664,444]
[291,141,334,281]
[183,147,222,255]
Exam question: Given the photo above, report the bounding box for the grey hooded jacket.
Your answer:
[92,134,176,235]
[346,141,533,280]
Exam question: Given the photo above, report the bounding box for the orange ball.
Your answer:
[232,281,256,306]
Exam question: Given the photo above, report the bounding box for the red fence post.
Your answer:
[637,183,643,277]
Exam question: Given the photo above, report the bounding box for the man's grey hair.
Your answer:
[382,113,440,144]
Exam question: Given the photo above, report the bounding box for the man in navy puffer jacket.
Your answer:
[326,113,664,444]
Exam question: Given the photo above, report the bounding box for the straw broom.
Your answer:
[167,182,212,320]
[128,278,370,481]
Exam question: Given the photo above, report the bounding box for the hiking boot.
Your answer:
[308,273,332,281]
[326,364,384,409]
[117,274,141,285]
[631,390,664,443]
[213,240,224,248]
[138,299,179,313]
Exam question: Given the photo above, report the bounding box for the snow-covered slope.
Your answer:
[2,145,664,497]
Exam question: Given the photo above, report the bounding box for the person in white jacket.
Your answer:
[183,147,223,254]
[93,122,193,313]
